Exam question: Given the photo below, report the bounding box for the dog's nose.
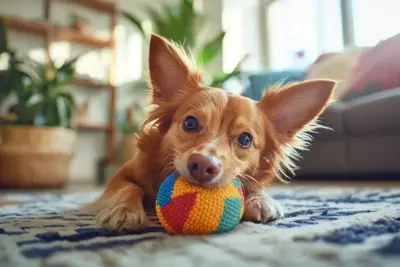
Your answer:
[187,154,221,184]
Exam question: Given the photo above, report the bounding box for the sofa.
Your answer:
[240,69,400,178]
[296,87,400,177]
[239,33,400,179]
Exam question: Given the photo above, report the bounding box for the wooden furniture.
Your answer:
[1,0,117,163]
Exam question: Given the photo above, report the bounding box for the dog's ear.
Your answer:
[257,80,336,136]
[148,34,202,102]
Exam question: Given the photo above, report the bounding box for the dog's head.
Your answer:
[143,34,336,188]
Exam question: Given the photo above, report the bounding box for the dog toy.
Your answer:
[156,171,244,235]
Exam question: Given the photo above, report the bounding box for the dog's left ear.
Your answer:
[148,34,202,102]
[257,80,336,136]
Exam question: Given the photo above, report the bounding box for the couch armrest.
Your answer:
[344,88,400,134]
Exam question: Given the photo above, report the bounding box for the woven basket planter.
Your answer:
[0,125,76,188]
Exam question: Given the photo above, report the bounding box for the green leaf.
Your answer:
[210,54,249,87]
[57,92,76,128]
[57,92,75,106]
[16,100,40,125]
[0,71,12,103]
[146,6,166,36]
[196,31,226,66]
[178,0,197,48]
[120,10,147,37]
[43,97,59,126]
[29,100,44,125]
[162,5,185,44]
[56,95,68,127]
[0,16,8,54]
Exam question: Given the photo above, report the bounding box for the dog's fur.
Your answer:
[88,34,336,231]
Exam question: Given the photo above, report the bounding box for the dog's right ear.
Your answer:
[148,34,202,102]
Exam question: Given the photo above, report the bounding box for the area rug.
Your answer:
[0,186,399,267]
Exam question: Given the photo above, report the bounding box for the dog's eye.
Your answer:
[237,132,253,148]
[183,116,199,132]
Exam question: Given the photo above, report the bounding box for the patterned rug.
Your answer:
[0,186,399,267]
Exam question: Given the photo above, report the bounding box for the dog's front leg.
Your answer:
[87,159,151,231]
[242,184,284,223]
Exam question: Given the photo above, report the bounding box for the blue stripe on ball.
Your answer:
[214,197,243,233]
[232,178,241,189]
[156,171,180,207]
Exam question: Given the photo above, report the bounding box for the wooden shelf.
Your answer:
[77,123,111,132]
[2,15,111,48]
[2,0,117,164]
[61,0,115,13]
[73,78,112,90]
[54,27,111,48]
[3,16,49,36]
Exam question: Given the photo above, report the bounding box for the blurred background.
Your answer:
[0,0,399,190]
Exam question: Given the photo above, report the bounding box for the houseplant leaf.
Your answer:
[55,57,78,87]
[162,4,186,44]
[178,0,197,49]
[210,54,249,87]
[120,11,147,37]
[56,95,69,128]
[196,31,226,66]
[0,16,8,54]
[44,97,59,127]
[55,92,75,128]
[0,70,12,103]
[146,6,166,36]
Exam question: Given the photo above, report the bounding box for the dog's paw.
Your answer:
[97,204,149,232]
[242,194,284,223]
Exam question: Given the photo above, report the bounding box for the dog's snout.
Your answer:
[187,154,221,184]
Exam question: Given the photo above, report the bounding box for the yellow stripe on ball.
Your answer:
[171,176,201,198]
[182,190,224,234]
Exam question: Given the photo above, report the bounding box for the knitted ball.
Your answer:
[156,171,244,235]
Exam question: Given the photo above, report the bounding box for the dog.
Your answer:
[88,34,336,231]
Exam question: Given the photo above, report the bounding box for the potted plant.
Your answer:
[0,17,79,188]
[120,0,248,88]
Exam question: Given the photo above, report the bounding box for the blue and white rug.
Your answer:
[0,186,399,267]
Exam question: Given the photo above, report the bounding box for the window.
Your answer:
[222,0,264,73]
[222,0,246,73]
[352,0,400,47]
[267,0,343,70]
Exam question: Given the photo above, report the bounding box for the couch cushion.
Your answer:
[345,33,400,99]
[243,70,305,100]
[310,102,347,141]
[306,47,367,99]
[296,140,347,175]
[344,88,400,135]
[347,135,400,173]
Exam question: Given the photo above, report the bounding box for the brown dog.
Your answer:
[88,34,336,231]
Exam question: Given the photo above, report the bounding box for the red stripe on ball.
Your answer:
[161,192,198,233]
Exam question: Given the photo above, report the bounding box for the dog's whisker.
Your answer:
[240,173,259,186]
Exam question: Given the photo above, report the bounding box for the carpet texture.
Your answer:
[0,186,399,267]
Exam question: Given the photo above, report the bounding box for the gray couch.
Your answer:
[296,88,400,177]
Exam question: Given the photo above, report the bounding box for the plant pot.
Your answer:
[0,125,76,189]
[121,133,138,163]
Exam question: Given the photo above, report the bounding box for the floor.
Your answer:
[1,180,400,206]
[1,182,399,266]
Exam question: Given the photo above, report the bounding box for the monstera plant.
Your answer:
[0,16,79,189]
[121,0,247,87]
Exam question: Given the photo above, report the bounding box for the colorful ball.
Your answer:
[156,171,244,235]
